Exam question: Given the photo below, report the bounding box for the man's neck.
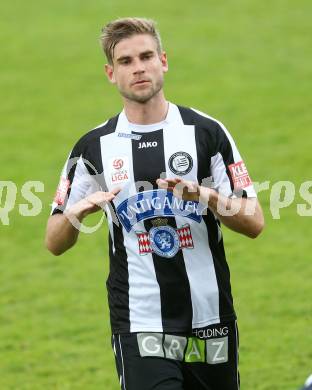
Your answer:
[123,92,169,125]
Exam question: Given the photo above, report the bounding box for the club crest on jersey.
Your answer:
[136,222,194,258]
[109,156,130,185]
[169,152,193,176]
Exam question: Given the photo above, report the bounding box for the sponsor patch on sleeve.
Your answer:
[54,177,70,205]
[228,161,252,190]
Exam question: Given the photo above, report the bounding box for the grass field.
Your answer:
[1,0,311,389]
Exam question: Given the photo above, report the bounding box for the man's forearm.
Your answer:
[45,190,119,256]
[45,200,92,256]
[45,213,81,256]
[200,187,264,238]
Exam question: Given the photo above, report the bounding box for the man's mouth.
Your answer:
[133,80,150,85]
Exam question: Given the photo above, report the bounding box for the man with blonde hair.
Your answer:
[46,17,264,390]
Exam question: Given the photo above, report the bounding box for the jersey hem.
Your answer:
[111,312,237,334]
[192,312,237,328]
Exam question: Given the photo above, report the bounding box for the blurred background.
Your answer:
[0,0,311,389]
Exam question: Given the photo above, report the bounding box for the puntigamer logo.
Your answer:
[115,189,205,232]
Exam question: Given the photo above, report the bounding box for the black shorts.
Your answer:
[112,321,240,390]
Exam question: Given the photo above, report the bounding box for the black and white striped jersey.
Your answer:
[51,102,257,334]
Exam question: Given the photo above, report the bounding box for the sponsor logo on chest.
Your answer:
[115,189,205,232]
[138,141,158,149]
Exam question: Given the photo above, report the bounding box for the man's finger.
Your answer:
[87,192,115,207]
[156,179,169,188]
[157,179,177,193]
[111,187,121,195]
[157,178,182,188]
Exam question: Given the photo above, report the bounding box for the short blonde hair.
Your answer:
[100,17,163,64]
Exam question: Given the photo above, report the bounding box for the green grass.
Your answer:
[1,0,311,388]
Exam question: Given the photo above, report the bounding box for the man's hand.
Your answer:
[156,178,200,202]
[157,177,264,239]
[65,188,121,221]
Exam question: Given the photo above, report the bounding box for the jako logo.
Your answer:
[138,141,158,149]
[113,159,124,169]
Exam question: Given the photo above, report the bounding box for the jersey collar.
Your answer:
[116,102,184,134]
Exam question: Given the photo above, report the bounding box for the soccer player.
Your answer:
[45,17,264,390]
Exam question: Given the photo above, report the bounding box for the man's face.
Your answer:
[105,34,168,104]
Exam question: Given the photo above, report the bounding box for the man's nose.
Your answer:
[133,59,145,74]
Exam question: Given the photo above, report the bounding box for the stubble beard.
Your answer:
[120,77,164,104]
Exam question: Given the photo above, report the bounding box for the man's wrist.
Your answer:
[65,202,88,222]
[198,186,217,206]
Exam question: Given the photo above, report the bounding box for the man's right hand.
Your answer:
[65,188,121,222]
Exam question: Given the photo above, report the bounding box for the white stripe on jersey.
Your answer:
[163,123,198,181]
[123,225,163,332]
[210,152,233,197]
[162,122,220,327]
[175,215,220,327]
[66,156,99,209]
[100,113,135,193]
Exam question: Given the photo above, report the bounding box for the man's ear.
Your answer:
[160,51,168,73]
[105,63,116,84]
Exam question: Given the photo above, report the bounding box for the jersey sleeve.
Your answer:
[50,148,99,215]
[210,122,257,198]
